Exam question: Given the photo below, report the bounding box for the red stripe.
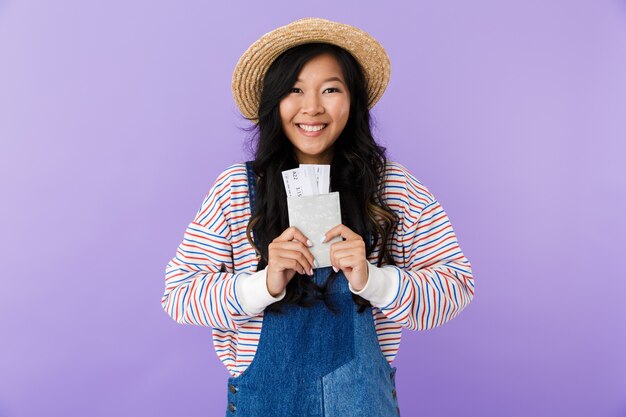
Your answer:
[200,194,229,226]
[231,213,251,223]
[419,275,427,329]
[186,229,229,246]
[429,286,436,329]
[165,271,185,282]
[412,244,458,268]
[211,278,226,328]
[189,279,201,325]
[236,348,258,353]
[238,336,261,342]
[180,242,230,261]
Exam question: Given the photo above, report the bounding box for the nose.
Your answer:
[301,91,324,116]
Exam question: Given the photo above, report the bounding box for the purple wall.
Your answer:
[1,1,625,416]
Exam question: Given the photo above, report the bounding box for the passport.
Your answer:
[287,191,342,268]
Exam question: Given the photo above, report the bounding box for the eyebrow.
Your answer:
[296,77,345,84]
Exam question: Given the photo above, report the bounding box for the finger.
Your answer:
[329,244,338,272]
[329,239,365,254]
[328,237,365,267]
[337,254,365,270]
[332,246,365,261]
[271,257,308,276]
[332,241,368,271]
[274,226,313,247]
[322,224,361,243]
[272,258,308,276]
[269,241,316,269]
[269,248,314,275]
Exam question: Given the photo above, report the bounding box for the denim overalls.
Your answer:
[224,162,401,417]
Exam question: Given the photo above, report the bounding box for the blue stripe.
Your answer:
[180,284,190,321]
[387,281,411,321]
[413,274,422,328]
[215,348,237,354]
[446,262,470,274]
[424,279,432,328]
[233,240,254,251]
[207,276,218,326]
[184,235,231,253]
[452,281,459,309]
[383,184,405,191]
[432,271,443,325]
[374,330,403,336]
[175,252,229,268]
[237,329,263,335]
[197,277,210,325]
[217,280,229,327]
[231,206,248,215]
[177,247,227,262]
[204,199,231,229]
[213,328,236,334]
[165,273,190,286]
[231,273,247,315]
[187,226,230,243]
[417,204,445,225]
[408,185,434,203]
[406,231,455,263]
[437,271,454,322]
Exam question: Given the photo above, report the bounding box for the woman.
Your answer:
[162,17,475,417]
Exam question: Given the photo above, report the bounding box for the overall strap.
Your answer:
[245,161,256,213]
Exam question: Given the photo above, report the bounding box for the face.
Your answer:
[279,53,351,165]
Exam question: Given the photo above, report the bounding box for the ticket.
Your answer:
[299,164,330,194]
[281,167,317,197]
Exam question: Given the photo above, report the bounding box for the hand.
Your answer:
[266,226,316,297]
[323,224,369,291]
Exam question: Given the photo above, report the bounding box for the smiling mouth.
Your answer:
[296,124,328,132]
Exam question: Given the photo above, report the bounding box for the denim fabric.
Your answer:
[225,266,400,416]
[223,164,401,416]
[245,161,257,217]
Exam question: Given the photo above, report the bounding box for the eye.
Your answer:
[289,87,302,94]
[324,87,340,93]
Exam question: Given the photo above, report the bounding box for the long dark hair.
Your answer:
[244,42,398,313]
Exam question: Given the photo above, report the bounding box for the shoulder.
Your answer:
[381,161,437,226]
[198,163,249,214]
[204,163,249,198]
[213,163,248,188]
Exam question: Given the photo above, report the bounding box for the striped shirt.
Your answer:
[162,161,474,377]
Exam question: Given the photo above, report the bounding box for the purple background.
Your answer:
[1,1,625,416]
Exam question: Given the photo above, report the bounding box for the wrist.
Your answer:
[349,262,369,291]
[348,263,399,307]
[237,267,286,314]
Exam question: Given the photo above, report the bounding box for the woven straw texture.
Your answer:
[231,17,391,123]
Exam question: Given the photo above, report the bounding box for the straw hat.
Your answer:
[231,17,391,123]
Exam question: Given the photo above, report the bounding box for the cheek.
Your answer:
[333,100,350,123]
[279,99,297,123]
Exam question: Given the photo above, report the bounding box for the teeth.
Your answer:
[298,124,326,132]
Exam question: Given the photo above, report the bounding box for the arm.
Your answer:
[161,166,285,330]
[350,166,475,330]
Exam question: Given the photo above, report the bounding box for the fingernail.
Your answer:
[309,268,314,276]
[320,235,326,243]
[332,266,339,273]
[306,239,313,247]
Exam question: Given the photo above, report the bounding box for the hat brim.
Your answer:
[231,17,391,123]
